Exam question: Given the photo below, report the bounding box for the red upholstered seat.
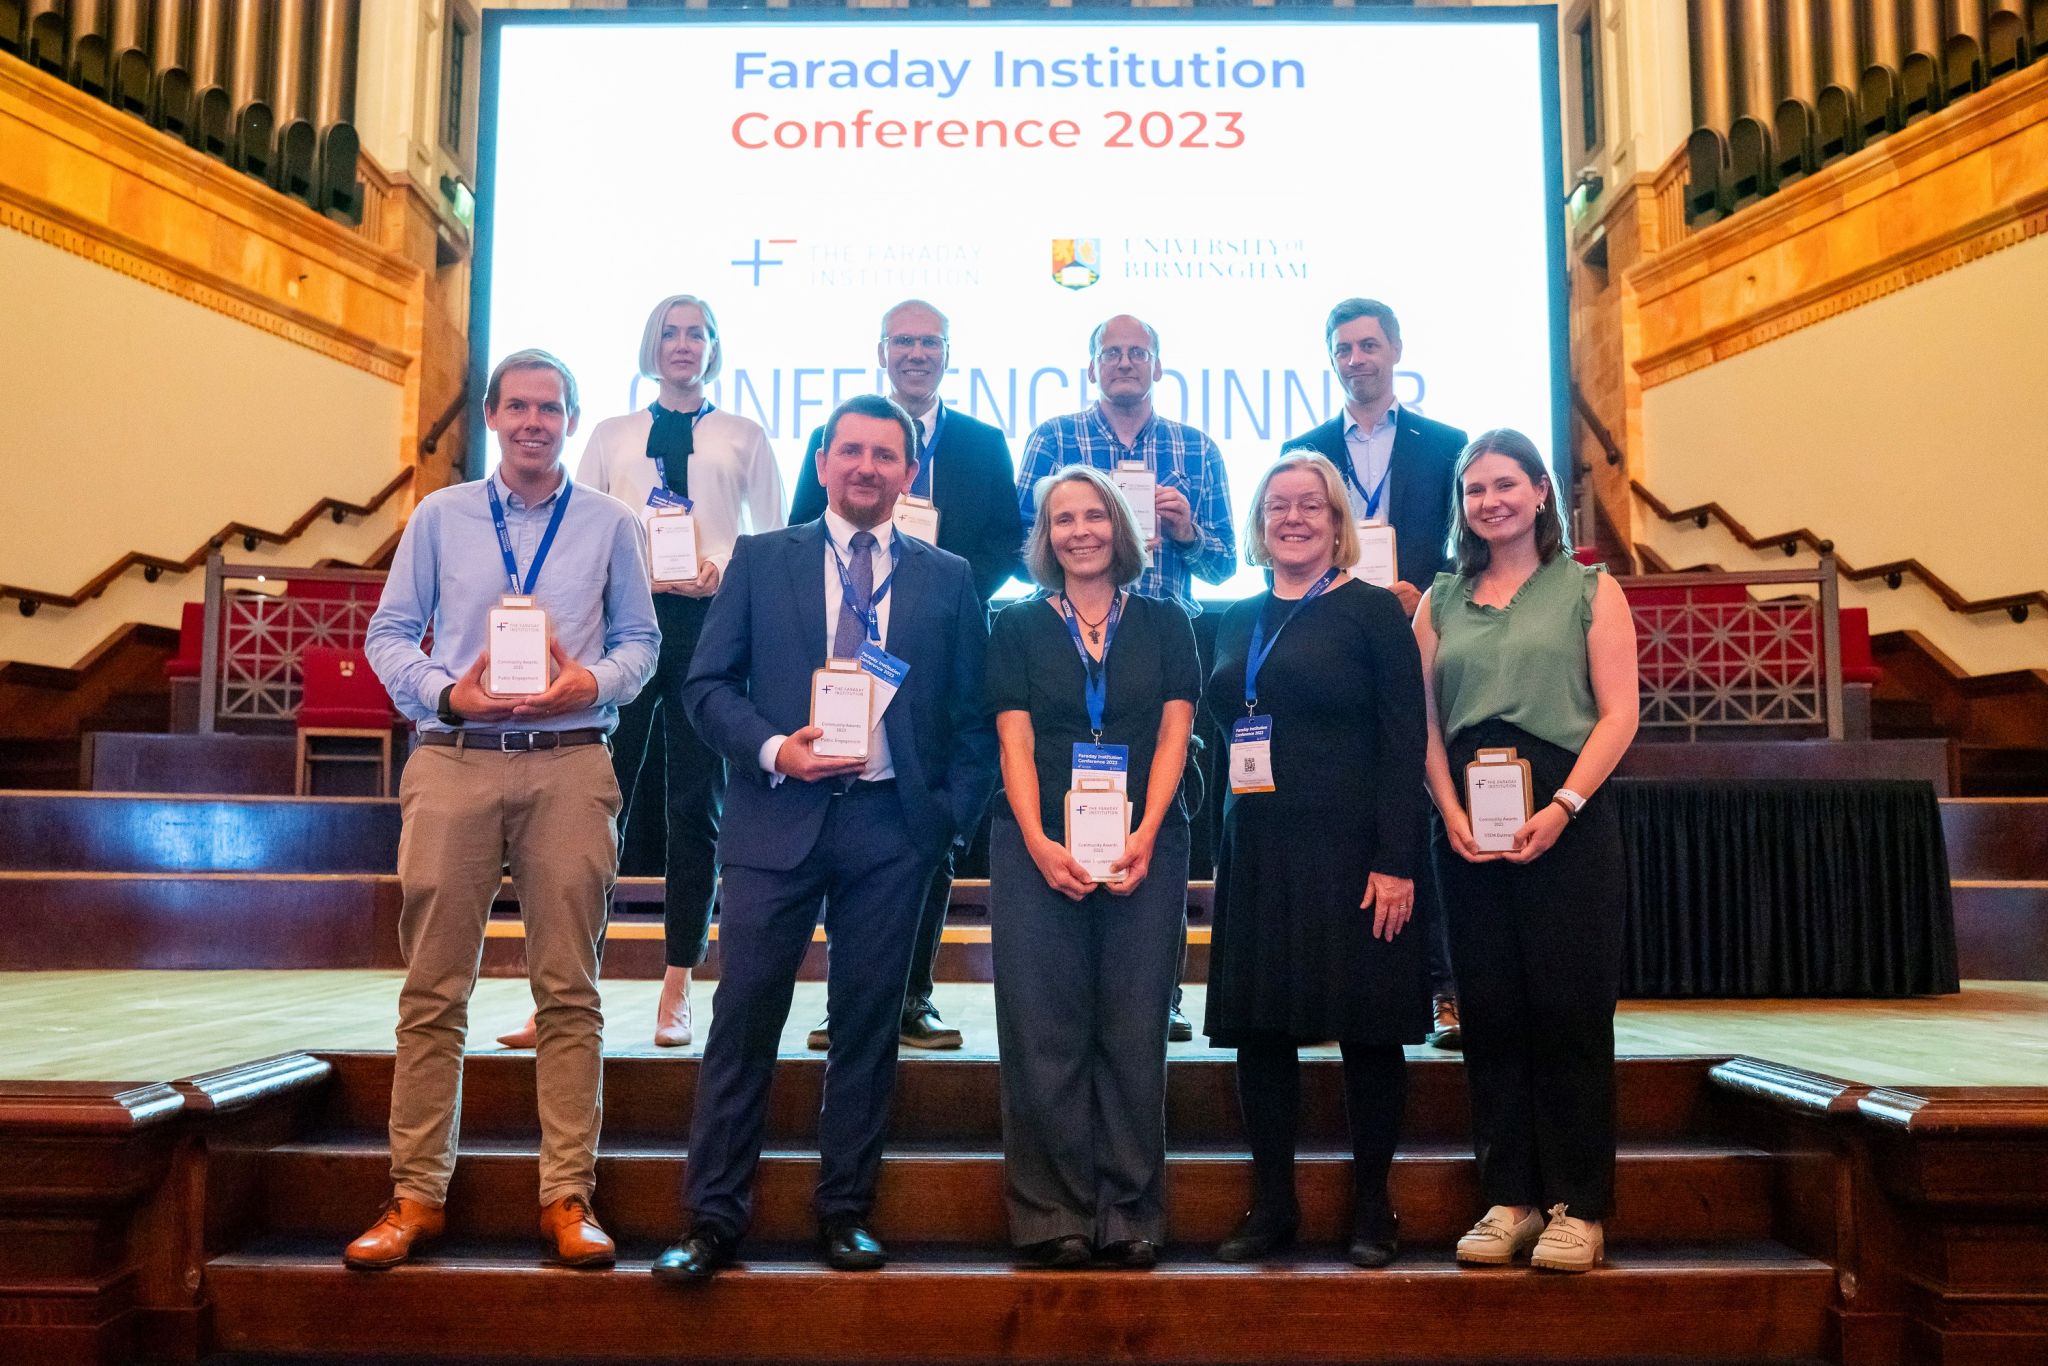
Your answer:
[164,602,205,680]
[1840,607,1882,686]
[297,646,397,731]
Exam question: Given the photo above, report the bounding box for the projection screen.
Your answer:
[474,9,1567,600]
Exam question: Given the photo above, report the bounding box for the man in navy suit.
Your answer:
[655,394,998,1282]
[1286,298,1468,616]
[1284,298,1468,1047]
[790,300,1023,1051]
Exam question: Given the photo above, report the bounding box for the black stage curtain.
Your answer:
[1613,779,1958,998]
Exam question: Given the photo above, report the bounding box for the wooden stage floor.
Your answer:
[8,970,2046,1088]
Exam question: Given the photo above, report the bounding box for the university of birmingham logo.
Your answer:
[1051,238,1101,290]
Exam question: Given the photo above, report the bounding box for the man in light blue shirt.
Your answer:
[347,349,658,1276]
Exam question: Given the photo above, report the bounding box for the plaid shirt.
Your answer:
[1016,406,1238,616]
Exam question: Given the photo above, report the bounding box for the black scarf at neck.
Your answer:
[647,402,701,498]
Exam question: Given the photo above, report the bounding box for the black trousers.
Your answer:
[611,592,725,969]
[1433,720,1624,1220]
[901,847,953,1010]
[1234,1035,1406,1238]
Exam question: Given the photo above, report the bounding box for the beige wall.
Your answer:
[0,225,405,601]
[1641,229,2048,619]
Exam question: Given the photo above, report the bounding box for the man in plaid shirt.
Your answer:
[1016,314,1237,615]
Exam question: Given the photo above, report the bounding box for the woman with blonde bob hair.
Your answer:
[492,293,784,1052]
[986,465,1199,1268]
[1200,449,1430,1268]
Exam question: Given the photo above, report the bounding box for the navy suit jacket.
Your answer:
[791,406,1024,604]
[1290,408,1468,591]
[682,520,999,873]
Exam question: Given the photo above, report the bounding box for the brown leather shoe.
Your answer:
[1427,994,1463,1050]
[344,1195,445,1270]
[540,1194,617,1268]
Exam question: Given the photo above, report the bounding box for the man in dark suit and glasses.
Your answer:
[655,394,999,1281]
[791,299,1024,1051]
[1284,297,1468,1047]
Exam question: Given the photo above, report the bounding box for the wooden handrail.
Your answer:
[420,384,469,457]
[0,468,414,613]
[1633,480,2045,622]
[1571,382,1624,467]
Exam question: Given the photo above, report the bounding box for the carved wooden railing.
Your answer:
[196,559,391,732]
[0,469,414,620]
[1634,480,2046,624]
[1615,559,1846,741]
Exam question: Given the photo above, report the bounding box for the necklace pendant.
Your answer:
[1088,626,1102,644]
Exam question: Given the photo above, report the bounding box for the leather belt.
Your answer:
[419,728,608,752]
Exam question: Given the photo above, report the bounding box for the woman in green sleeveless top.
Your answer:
[1411,429,1639,1273]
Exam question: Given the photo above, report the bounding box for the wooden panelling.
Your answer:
[1627,61,2048,388]
[1951,882,2048,980]
[0,792,401,873]
[82,733,299,796]
[0,873,404,971]
[203,1243,1834,1365]
[1616,737,1952,789]
[1940,799,2048,881]
[302,1052,1722,1149]
[0,61,421,392]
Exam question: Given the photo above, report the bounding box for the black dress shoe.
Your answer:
[1167,1004,1194,1043]
[1019,1234,1092,1268]
[651,1227,736,1283]
[1098,1238,1158,1269]
[1215,1209,1299,1263]
[819,1218,886,1270]
[1348,1212,1401,1268]
[899,1000,963,1050]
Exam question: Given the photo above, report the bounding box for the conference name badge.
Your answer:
[1352,520,1398,589]
[1229,714,1276,794]
[855,639,910,723]
[809,660,874,761]
[1113,460,1157,542]
[1065,777,1131,884]
[892,494,940,544]
[486,595,551,698]
[1464,747,1535,853]
[644,490,700,586]
[1071,742,1130,794]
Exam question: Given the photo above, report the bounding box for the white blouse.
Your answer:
[573,407,788,572]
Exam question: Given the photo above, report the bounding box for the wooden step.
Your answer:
[204,1237,1833,1363]
[0,872,404,970]
[1940,798,2048,881]
[0,791,401,873]
[306,1053,1727,1147]
[1953,880,2048,980]
[253,1135,1774,1246]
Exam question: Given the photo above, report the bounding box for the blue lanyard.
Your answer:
[1058,592,1123,740]
[648,401,714,489]
[1243,568,1339,712]
[1342,455,1392,520]
[486,477,573,597]
[910,402,945,499]
[828,533,902,644]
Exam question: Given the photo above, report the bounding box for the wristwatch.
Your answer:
[437,683,465,728]
[1551,787,1587,820]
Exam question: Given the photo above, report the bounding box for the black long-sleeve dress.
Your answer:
[1201,579,1431,1047]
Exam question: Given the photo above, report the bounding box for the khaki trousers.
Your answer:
[388,743,621,1208]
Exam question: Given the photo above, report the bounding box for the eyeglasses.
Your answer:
[886,334,945,350]
[1095,346,1153,365]
[1261,497,1332,520]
